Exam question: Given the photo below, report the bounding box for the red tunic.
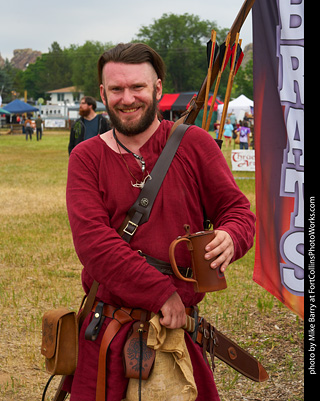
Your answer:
[66,120,255,400]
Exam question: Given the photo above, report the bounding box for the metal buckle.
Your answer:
[123,220,138,236]
[203,328,210,339]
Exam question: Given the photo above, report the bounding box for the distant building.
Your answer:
[38,87,106,127]
[37,86,85,125]
[46,86,84,105]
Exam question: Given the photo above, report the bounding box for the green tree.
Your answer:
[23,42,73,100]
[71,41,113,99]
[232,56,253,99]
[0,61,24,102]
[135,13,226,93]
[44,41,73,89]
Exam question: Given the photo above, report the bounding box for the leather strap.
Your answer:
[139,251,193,278]
[118,123,190,242]
[96,318,123,401]
[51,377,69,401]
[194,318,269,382]
[95,307,153,401]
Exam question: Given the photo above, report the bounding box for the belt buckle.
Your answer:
[123,220,138,236]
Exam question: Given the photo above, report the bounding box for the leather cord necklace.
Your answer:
[113,128,146,172]
[113,128,151,189]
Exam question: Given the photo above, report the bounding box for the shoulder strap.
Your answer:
[118,123,190,242]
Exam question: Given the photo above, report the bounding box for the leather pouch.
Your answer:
[123,320,155,380]
[41,307,78,375]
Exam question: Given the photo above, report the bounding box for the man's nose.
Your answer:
[122,88,135,105]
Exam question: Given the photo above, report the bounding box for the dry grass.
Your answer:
[0,132,303,400]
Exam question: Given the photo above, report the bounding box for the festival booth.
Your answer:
[217,94,253,122]
[3,99,39,115]
[158,92,196,120]
[2,99,39,133]
[159,92,223,124]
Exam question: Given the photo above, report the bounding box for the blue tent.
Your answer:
[3,99,39,114]
[0,107,11,115]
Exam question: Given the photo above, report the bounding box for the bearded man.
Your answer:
[65,43,256,400]
[68,96,110,155]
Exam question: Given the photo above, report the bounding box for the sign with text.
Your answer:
[231,150,255,171]
[252,0,304,319]
[44,119,66,128]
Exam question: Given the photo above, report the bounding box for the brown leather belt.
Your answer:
[139,251,193,278]
[88,303,198,401]
[88,302,268,401]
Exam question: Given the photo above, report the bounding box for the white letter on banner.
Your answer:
[279,45,304,105]
[279,0,304,40]
[286,108,304,167]
[281,231,304,294]
[284,168,304,229]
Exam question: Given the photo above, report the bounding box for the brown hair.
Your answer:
[82,96,97,111]
[98,43,166,85]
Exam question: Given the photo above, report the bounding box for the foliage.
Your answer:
[0,60,24,102]
[70,41,113,98]
[0,13,252,103]
[135,13,227,93]
[232,57,253,99]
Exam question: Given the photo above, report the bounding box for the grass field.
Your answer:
[0,131,303,400]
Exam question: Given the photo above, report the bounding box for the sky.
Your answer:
[0,0,253,61]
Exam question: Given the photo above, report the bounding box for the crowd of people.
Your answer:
[213,111,254,149]
[12,113,44,140]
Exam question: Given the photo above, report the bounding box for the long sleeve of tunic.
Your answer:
[66,119,255,400]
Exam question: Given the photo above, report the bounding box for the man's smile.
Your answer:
[120,107,139,113]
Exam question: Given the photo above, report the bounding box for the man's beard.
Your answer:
[79,108,91,118]
[104,88,158,137]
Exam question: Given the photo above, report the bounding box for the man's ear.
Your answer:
[155,79,162,102]
[100,84,106,105]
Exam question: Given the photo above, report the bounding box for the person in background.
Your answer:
[223,118,233,148]
[68,96,111,155]
[229,112,237,129]
[213,120,220,139]
[35,114,43,141]
[236,121,251,149]
[24,115,33,140]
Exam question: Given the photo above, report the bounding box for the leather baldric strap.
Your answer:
[118,123,190,242]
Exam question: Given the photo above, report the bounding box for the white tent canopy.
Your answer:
[217,94,253,122]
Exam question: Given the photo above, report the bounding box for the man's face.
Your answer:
[79,98,91,117]
[100,62,162,136]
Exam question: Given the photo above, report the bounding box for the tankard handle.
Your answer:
[169,237,197,284]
